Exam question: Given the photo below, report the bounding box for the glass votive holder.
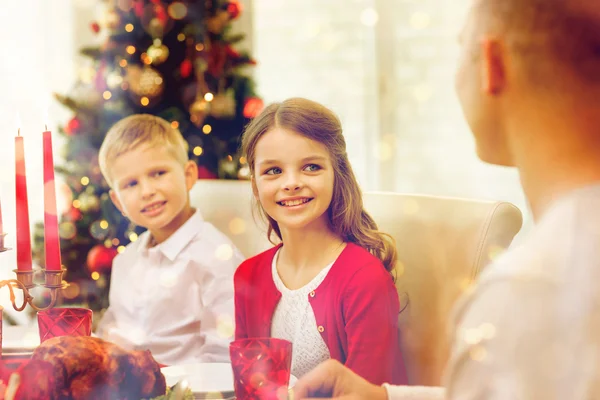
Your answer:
[37,307,92,343]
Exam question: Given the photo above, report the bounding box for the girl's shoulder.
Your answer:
[337,243,385,270]
[235,244,282,281]
[326,243,392,285]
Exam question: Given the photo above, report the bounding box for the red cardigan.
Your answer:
[234,243,408,385]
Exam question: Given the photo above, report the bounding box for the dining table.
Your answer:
[0,324,297,399]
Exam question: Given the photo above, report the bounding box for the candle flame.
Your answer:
[16,113,21,134]
[43,107,49,126]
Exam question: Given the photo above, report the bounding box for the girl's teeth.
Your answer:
[282,199,309,206]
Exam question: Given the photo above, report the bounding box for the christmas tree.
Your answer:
[31,0,262,313]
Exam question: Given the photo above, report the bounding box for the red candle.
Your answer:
[43,127,61,271]
[15,130,32,271]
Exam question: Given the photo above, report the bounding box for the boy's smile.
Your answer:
[108,144,197,244]
[141,200,167,216]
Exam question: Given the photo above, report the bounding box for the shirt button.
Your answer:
[309,290,315,298]
[318,325,324,333]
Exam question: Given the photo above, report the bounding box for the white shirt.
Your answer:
[271,248,333,378]
[97,209,245,366]
[385,183,600,399]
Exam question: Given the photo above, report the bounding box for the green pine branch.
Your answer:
[79,46,103,60]
[225,33,246,44]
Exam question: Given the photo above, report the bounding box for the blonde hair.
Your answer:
[99,114,189,187]
[241,98,398,273]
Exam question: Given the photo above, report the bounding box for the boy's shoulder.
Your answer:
[234,244,281,281]
[185,221,246,268]
[188,220,238,249]
[114,231,149,259]
[109,231,149,273]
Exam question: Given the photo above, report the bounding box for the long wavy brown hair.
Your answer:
[241,97,397,272]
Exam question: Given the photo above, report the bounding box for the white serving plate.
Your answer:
[161,363,297,399]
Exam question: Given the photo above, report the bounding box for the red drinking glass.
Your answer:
[230,337,292,400]
[0,307,3,355]
[37,307,92,343]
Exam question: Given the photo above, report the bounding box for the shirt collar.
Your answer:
[137,209,204,262]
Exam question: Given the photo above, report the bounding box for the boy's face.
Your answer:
[108,143,197,243]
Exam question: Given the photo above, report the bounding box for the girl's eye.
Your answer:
[123,180,137,189]
[265,167,282,175]
[152,170,167,177]
[304,164,321,172]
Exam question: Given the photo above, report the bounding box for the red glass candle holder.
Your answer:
[37,307,92,343]
[230,337,292,400]
[0,306,3,355]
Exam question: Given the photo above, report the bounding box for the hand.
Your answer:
[292,360,388,400]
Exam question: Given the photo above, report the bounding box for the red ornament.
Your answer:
[197,166,218,180]
[180,59,193,78]
[243,97,264,118]
[225,44,256,67]
[133,0,144,18]
[63,207,82,221]
[227,0,243,19]
[154,3,168,25]
[87,245,118,274]
[64,117,81,136]
[206,41,228,77]
[225,45,241,59]
[90,22,101,34]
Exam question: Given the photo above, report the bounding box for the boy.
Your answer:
[96,114,244,366]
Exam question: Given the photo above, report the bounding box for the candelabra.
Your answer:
[0,233,64,313]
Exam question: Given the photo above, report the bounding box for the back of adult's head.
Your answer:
[474,0,600,90]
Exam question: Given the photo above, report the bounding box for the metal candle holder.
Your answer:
[0,232,64,312]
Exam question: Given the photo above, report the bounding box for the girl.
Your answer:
[234,98,407,385]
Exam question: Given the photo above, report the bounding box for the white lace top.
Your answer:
[270,248,334,378]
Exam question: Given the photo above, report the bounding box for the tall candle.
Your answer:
[15,130,32,271]
[43,127,61,271]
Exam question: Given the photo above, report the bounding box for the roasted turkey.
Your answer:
[6,336,166,400]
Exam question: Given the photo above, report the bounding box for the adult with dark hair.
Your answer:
[293,0,600,398]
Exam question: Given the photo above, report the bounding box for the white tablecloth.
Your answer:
[3,324,39,352]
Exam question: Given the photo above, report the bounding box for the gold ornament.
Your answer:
[168,2,188,20]
[209,90,236,118]
[78,192,100,213]
[59,222,77,240]
[189,98,209,127]
[140,3,174,37]
[125,65,164,105]
[206,10,231,34]
[148,17,165,38]
[147,41,170,65]
[90,220,110,240]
